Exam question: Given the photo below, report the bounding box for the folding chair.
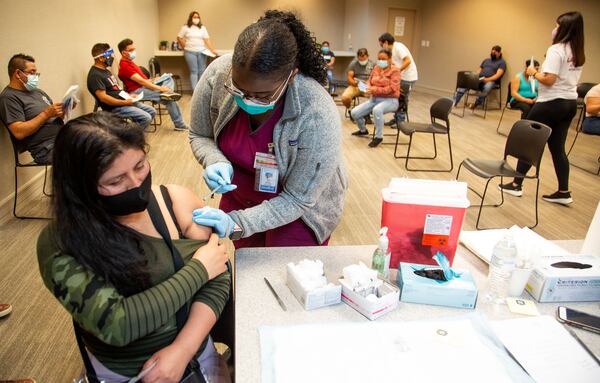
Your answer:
[454,71,501,119]
[567,106,600,176]
[149,56,182,94]
[496,82,520,136]
[2,122,51,219]
[456,120,551,229]
[394,97,453,172]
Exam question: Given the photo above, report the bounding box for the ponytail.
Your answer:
[232,9,327,85]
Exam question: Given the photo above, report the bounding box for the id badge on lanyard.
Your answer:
[254,143,278,193]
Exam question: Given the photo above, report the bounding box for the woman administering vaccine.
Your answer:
[189,10,347,248]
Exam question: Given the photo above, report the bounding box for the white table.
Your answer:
[234,242,600,382]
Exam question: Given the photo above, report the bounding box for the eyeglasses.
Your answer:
[20,69,40,77]
[224,69,293,106]
[93,48,114,59]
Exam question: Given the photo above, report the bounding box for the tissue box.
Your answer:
[526,255,600,302]
[339,279,400,320]
[286,264,341,310]
[397,262,478,309]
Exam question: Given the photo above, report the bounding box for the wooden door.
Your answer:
[387,8,416,52]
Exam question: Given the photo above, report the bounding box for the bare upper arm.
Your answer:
[130,73,146,85]
[164,184,211,240]
[511,76,520,96]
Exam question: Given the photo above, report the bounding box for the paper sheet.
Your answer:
[260,314,532,383]
[199,48,216,58]
[459,226,568,264]
[61,85,79,122]
[492,316,600,383]
[118,90,143,102]
[153,72,172,85]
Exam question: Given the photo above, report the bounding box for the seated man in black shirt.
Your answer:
[454,45,507,109]
[0,54,67,164]
[87,43,155,129]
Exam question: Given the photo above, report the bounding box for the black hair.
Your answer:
[92,43,110,58]
[554,11,585,67]
[525,59,540,67]
[186,11,202,28]
[378,48,392,58]
[378,32,395,45]
[7,53,34,78]
[321,41,330,46]
[51,112,151,296]
[118,38,133,55]
[492,45,502,52]
[356,48,368,57]
[232,9,327,85]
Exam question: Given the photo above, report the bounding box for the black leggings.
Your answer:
[513,98,577,191]
[510,100,533,119]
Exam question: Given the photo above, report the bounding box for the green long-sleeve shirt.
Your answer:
[37,223,231,377]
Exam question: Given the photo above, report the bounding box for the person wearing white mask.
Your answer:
[350,49,400,147]
[117,38,189,131]
[0,53,70,164]
[500,11,585,205]
[341,48,375,109]
[177,11,218,90]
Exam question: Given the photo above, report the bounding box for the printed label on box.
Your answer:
[422,214,452,246]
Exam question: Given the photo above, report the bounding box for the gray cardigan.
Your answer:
[189,55,348,244]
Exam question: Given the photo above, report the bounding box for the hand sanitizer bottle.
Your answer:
[372,227,391,279]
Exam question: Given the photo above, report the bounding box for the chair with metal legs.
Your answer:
[368,81,411,145]
[394,97,453,172]
[2,122,51,219]
[456,120,551,229]
[496,82,521,137]
[567,106,600,176]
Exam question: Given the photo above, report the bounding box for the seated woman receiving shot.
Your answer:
[37,112,231,382]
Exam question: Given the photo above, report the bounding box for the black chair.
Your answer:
[453,71,501,119]
[126,66,160,133]
[368,82,412,145]
[574,83,596,130]
[345,94,361,119]
[496,82,521,137]
[394,97,453,172]
[149,56,182,94]
[567,105,600,176]
[2,122,51,219]
[456,120,552,229]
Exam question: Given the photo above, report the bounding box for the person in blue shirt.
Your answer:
[455,45,507,108]
[321,41,336,95]
[510,59,540,119]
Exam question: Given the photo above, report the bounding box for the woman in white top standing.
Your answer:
[500,11,585,205]
[177,11,218,90]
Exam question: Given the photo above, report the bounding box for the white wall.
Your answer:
[0,0,159,207]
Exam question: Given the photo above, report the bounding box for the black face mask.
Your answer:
[98,170,152,216]
[105,56,114,67]
[490,53,497,61]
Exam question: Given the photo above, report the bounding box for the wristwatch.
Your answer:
[230,222,243,241]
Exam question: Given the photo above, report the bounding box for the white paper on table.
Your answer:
[459,226,568,264]
[61,85,79,122]
[492,316,600,383]
[260,314,532,383]
[118,90,143,102]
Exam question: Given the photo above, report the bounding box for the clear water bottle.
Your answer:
[487,234,517,303]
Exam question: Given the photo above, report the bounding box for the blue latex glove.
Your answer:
[203,162,237,194]
[192,207,235,238]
